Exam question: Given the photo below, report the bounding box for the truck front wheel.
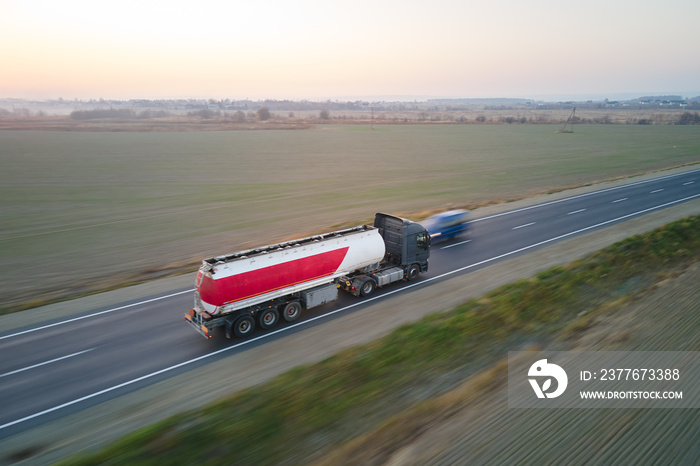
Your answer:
[257,308,279,330]
[406,264,421,281]
[281,301,302,322]
[233,315,255,338]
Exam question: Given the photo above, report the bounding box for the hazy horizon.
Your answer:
[2,0,699,102]
[3,92,700,104]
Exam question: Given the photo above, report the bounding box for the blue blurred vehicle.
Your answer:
[421,209,471,242]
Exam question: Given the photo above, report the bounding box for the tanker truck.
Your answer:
[185,213,430,339]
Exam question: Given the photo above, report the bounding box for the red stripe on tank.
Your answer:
[199,247,349,307]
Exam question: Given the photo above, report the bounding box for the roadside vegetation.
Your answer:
[62,215,700,465]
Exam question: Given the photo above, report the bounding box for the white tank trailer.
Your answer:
[185,213,431,339]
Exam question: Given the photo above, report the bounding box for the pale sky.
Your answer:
[2,0,699,101]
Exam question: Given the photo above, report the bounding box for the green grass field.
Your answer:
[1,124,699,310]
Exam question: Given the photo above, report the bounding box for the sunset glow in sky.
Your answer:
[2,0,699,100]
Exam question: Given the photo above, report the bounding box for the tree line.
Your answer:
[58,108,700,126]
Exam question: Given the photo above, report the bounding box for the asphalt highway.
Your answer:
[1,167,699,439]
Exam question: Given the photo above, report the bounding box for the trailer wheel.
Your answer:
[360,279,376,297]
[257,308,279,330]
[282,301,302,322]
[233,315,255,338]
[406,264,421,281]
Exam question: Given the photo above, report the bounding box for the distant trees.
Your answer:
[20,100,700,127]
[70,108,134,120]
[257,107,271,121]
[70,108,174,120]
[136,109,170,119]
[232,110,246,122]
[187,109,220,119]
[676,112,700,125]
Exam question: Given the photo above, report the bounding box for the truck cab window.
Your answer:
[417,232,428,249]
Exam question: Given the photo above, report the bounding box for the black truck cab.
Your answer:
[374,212,430,278]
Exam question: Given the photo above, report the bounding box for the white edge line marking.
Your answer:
[567,209,587,215]
[512,222,535,230]
[4,192,698,432]
[441,240,472,249]
[0,290,193,341]
[0,349,94,379]
[470,167,700,223]
[4,168,699,342]
[613,198,628,203]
